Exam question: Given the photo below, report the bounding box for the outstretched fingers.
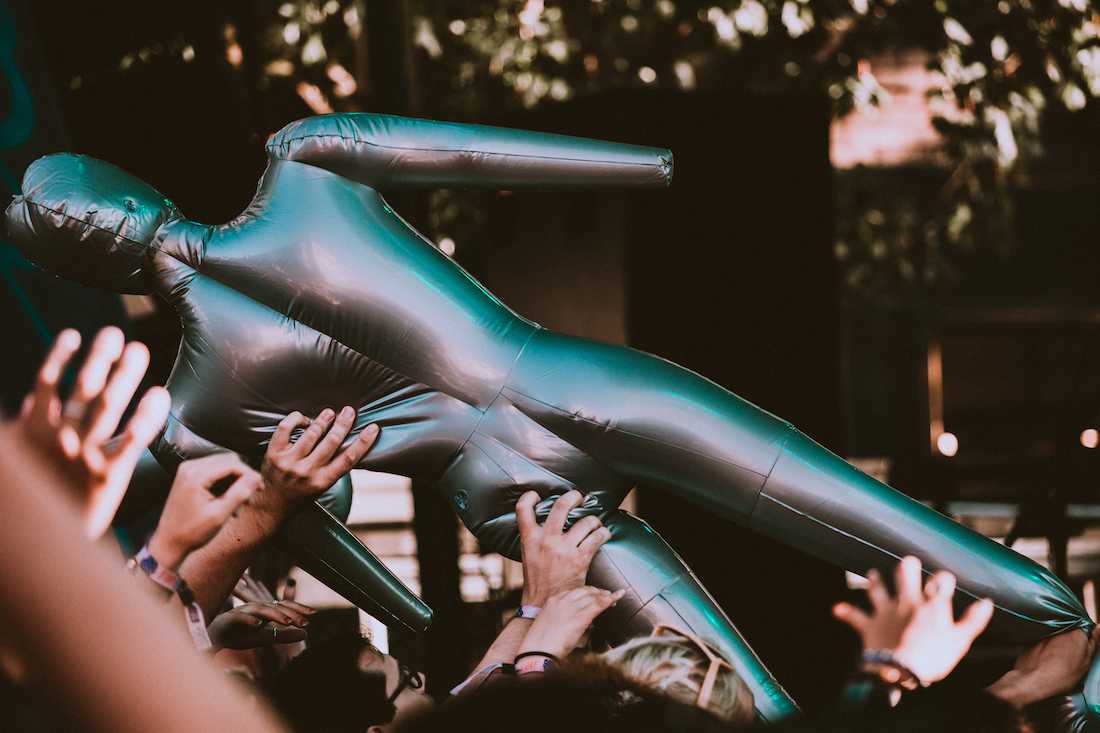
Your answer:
[575,587,624,622]
[565,514,602,545]
[516,491,541,540]
[84,341,151,447]
[26,328,81,423]
[81,387,171,539]
[866,568,891,610]
[289,408,336,458]
[317,422,379,486]
[895,556,923,607]
[115,386,172,460]
[832,602,870,633]
[308,406,356,465]
[271,412,308,453]
[956,598,994,639]
[926,570,956,602]
[577,524,612,559]
[545,490,583,535]
[210,471,260,521]
[62,327,125,443]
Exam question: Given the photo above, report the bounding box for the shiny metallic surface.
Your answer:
[6,113,1092,722]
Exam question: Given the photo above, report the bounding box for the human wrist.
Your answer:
[521,587,547,607]
[517,633,567,660]
[859,649,923,691]
[146,531,187,571]
[514,650,559,674]
[247,484,295,535]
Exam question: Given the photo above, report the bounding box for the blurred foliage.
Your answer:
[407,0,1099,303]
[100,1,1099,303]
[254,0,365,113]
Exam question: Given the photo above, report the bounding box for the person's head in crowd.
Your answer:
[395,662,730,733]
[358,642,435,731]
[602,626,753,724]
[268,632,432,733]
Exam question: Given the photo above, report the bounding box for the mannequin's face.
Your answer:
[359,646,434,732]
[7,153,178,293]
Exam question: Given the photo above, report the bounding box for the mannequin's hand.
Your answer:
[516,490,612,607]
[517,587,624,660]
[146,454,261,570]
[15,327,170,539]
[262,407,379,503]
[987,627,1100,707]
[208,600,314,650]
[833,556,994,685]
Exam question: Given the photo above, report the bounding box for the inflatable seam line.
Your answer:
[598,534,650,619]
[750,425,798,517]
[500,384,770,477]
[20,198,155,253]
[267,133,671,174]
[753,491,1064,629]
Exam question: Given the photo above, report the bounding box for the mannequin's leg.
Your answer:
[506,329,1091,642]
[588,510,797,723]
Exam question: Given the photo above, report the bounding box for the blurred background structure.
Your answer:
[2,0,1099,709]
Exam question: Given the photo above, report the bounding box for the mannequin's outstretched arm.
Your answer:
[266,113,672,189]
[504,330,1093,645]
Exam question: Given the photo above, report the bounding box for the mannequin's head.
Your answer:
[5,153,179,293]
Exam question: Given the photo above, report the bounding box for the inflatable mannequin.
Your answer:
[7,113,1098,724]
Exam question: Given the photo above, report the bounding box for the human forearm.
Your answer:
[0,434,287,733]
[178,489,292,619]
[474,617,533,670]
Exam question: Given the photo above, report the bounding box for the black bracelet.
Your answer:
[514,651,561,665]
[859,650,922,691]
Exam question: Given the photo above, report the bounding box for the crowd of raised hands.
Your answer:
[1,326,1097,733]
[0,327,383,732]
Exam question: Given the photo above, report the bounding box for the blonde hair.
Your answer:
[600,635,755,724]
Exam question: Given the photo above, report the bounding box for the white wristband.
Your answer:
[514,604,541,620]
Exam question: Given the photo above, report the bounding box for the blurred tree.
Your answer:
[406,0,1099,303]
[61,1,1099,302]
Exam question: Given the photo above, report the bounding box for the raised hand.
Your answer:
[833,556,994,685]
[516,586,625,660]
[15,327,170,539]
[234,570,276,605]
[208,600,316,650]
[516,490,612,607]
[262,407,379,502]
[146,454,261,570]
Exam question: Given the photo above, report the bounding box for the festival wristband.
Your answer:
[514,605,541,620]
[130,543,212,651]
[132,543,180,592]
[450,662,516,695]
